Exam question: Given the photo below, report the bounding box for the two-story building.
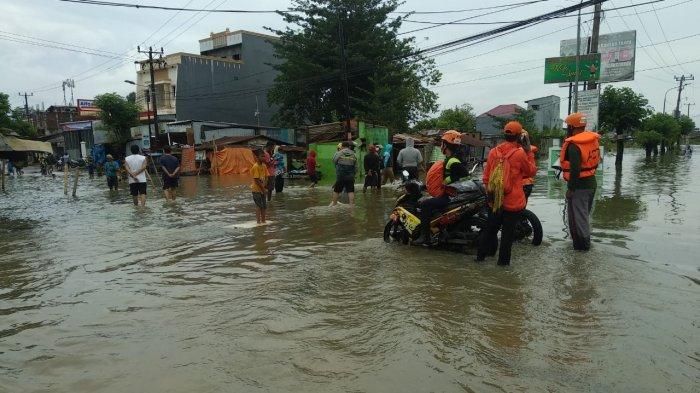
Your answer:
[134,29,280,127]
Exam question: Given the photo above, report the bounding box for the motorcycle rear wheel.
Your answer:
[520,209,543,246]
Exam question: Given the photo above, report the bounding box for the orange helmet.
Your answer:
[504,121,523,135]
[565,112,587,128]
[441,130,462,145]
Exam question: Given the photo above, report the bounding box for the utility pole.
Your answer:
[138,46,164,139]
[337,11,352,141]
[573,4,582,112]
[686,102,695,117]
[588,3,602,90]
[674,75,694,118]
[18,92,33,121]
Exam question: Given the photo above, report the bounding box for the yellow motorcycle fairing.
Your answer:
[392,206,421,234]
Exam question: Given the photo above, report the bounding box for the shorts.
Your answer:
[129,182,147,196]
[162,176,179,189]
[333,177,355,194]
[107,176,118,189]
[252,192,267,209]
[309,173,318,183]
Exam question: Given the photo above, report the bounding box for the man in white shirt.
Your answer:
[124,145,148,206]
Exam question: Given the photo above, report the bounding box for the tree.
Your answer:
[94,93,139,146]
[0,92,37,138]
[413,104,476,131]
[126,92,136,103]
[634,129,663,158]
[267,0,441,130]
[642,113,680,154]
[599,86,651,166]
[677,115,695,136]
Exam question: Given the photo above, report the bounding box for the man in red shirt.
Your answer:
[477,121,536,265]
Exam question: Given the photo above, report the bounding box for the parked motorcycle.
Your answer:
[384,165,542,252]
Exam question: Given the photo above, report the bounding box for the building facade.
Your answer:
[134,29,280,127]
[525,95,561,131]
[475,104,525,138]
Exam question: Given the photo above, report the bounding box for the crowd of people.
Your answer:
[20,111,600,259]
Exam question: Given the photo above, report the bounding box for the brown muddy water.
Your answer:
[1,148,698,392]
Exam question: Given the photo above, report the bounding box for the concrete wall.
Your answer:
[526,96,561,131]
[175,33,280,126]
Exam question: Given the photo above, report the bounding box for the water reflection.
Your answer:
[592,166,647,231]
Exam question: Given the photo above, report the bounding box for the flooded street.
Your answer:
[1,148,698,392]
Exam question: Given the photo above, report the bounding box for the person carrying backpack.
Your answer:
[477,121,536,265]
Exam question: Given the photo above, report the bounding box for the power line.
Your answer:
[401,0,665,26]
[28,0,199,94]
[649,2,687,73]
[399,0,551,36]
[434,57,700,90]
[0,33,132,59]
[56,0,558,15]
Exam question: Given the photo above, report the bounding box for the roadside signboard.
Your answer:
[560,30,636,82]
[76,99,101,117]
[544,53,601,84]
[576,89,600,130]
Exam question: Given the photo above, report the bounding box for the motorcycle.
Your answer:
[384,164,543,252]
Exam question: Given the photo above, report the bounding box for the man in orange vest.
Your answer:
[477,121,536,265]
[560,112,601,251]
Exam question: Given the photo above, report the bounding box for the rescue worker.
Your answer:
[561,112,600,251]
[476,121,536,265]
[414,130,468,245]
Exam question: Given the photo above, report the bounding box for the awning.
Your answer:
[0,134,54,154]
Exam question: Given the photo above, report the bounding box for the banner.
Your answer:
[560,30,636,82]
[544,53,601,84]
[576,89,600,130]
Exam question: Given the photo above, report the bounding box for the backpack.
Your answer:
[426,160,446,197]
[486,148,518,212]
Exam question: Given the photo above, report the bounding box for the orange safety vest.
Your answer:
[559,131,600,181]
[523,145,538,185]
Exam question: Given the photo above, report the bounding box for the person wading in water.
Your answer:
[560,112,601,251]
[477,121,536,265]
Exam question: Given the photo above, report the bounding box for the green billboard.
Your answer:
[544,53,601,84]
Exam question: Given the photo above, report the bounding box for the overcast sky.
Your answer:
[2,0,699,121]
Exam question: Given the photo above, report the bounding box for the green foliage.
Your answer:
[634,129,663,145]
[600,86,651,134]
[677,115,695,136]
[643,113,680,144]
[94,92,139,146]
[126,92,136,103]
[0,92,37,138]
[413,104,475,131]
[267,0,441,130]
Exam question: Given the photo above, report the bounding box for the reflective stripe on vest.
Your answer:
[442,157,461,185]
[559,131,600,181]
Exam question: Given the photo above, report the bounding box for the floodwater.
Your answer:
[1,148,698,392]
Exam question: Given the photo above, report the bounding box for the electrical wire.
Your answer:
[401,0,665,26]
[649,2,687,73]
[56,0,559,15]
[29,0,199,93]
[399,0,551,36]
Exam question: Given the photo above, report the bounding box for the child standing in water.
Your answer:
[251,150,268,224]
